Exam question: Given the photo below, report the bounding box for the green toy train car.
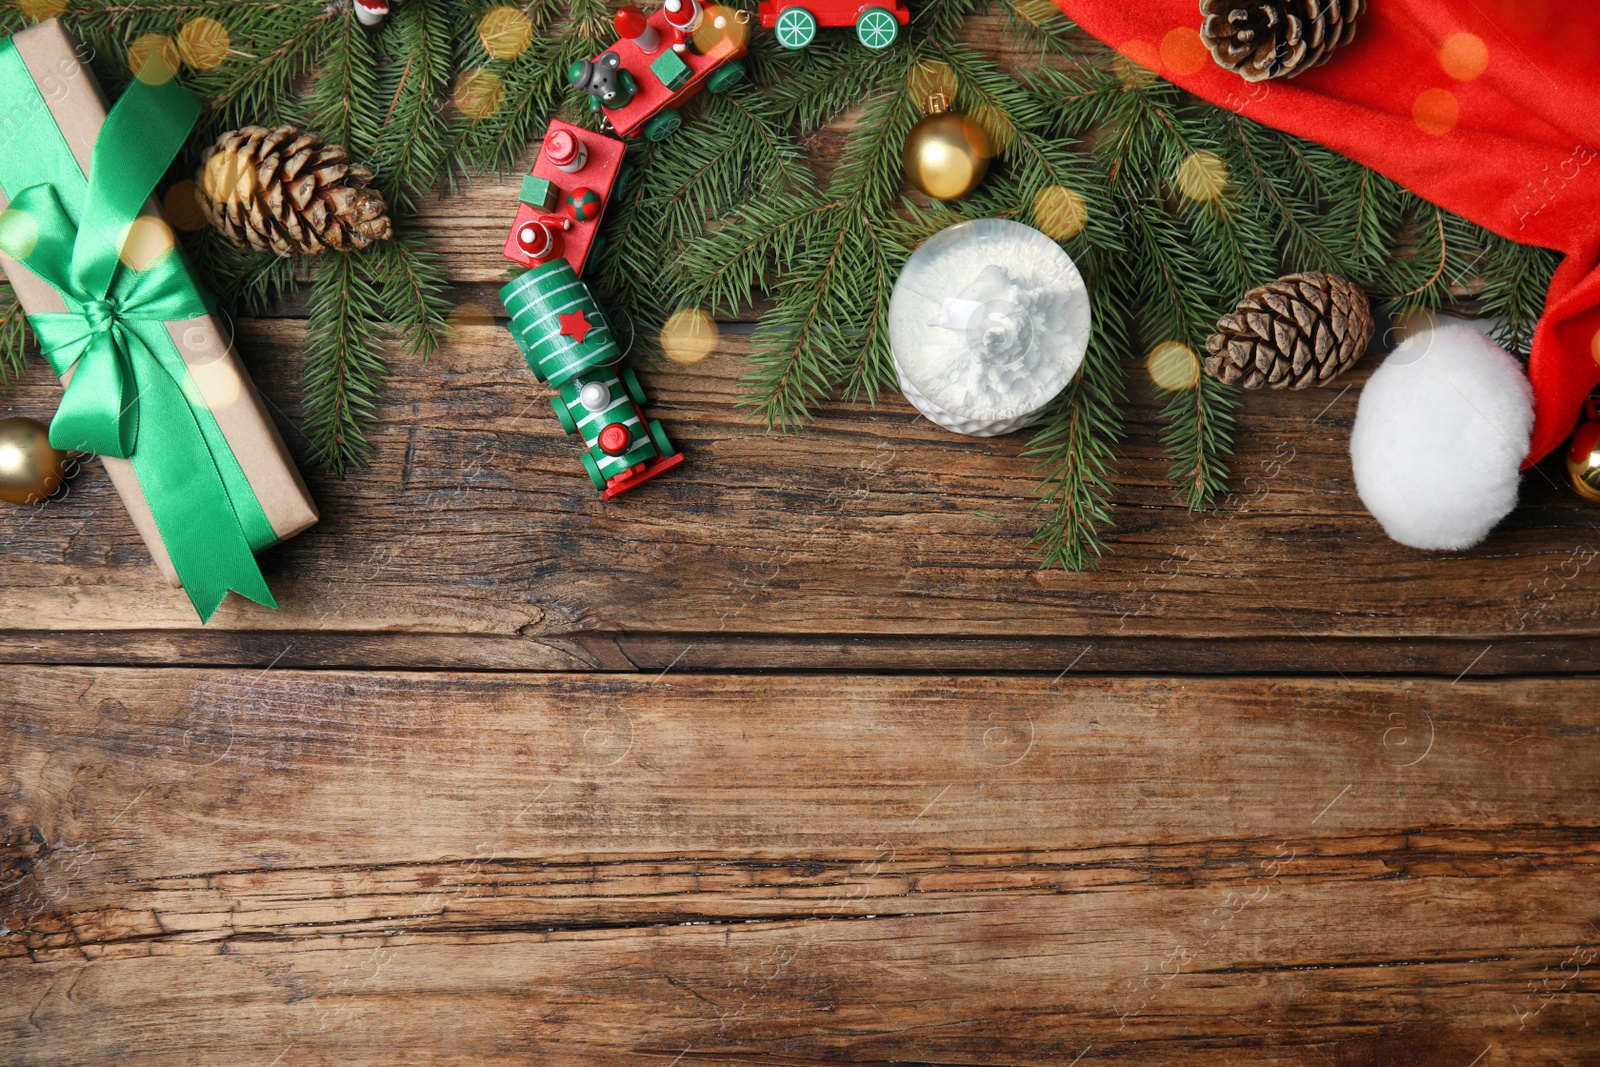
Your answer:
[500,260,684,498]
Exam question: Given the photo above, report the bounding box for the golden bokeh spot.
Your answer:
[1390,307,1440,346]
[128,34,180,86]
[1033,185,1088,241]
[1115,39,1160,88]
[966,104,1012,157]
[163,180,209,233]
[697,5,749,51]
[478,6,533,61]
[201,149,258,207]
[907,60,959,114]
[16,0,66,21]
[1440,32,1488,80]
[185,355,242,409]
[0,207,39,261]
[446,301,497,332]
[177,17,231,71]
[453,69,504,120]
[1175,150,1229,202]
[1148,341,1200,391]
[118,216,176,272]
[1413,87,1459,136]
[1011,0,1058,28]
[1591,325,1600,367]
[660,308,719,365]
[1160,26,1209,76]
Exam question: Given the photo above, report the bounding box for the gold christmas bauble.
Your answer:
[1566,417,1600,503]
[0,416,69,506]
[903,108,991,201]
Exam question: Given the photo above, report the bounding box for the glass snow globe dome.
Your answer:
[889,218,1091,436]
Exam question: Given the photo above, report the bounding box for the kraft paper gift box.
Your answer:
[0,19,316,619]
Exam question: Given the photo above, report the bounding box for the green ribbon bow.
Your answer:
[0,44,278,621]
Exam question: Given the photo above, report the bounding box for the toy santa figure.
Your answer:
[353,0,389,27]
[661,0,703,54]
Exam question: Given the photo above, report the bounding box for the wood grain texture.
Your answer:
[2,316,1597,649]
[3,669,1598,1065]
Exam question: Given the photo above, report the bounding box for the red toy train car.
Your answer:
[569,0,750,141]
[758,0,909,49]
[503,119,628,276]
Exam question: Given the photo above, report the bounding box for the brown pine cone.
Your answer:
[1199,0,1366,82]
[1204,272,1373,389]
[195,126,392,256]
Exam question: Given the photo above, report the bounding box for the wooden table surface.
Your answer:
[5,23,1600,1065]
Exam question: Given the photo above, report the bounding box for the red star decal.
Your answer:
[558,309,594,344]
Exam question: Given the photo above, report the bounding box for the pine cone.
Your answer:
[195,126,392,256]
[1204,272,1373,389]
[1199,0,1366,82]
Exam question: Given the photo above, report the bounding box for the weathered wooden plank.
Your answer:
[2,316,1595,642]
[1,629,1598,675]
[3,670,1598,1064]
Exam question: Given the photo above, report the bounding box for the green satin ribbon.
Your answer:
[0,42,277,620]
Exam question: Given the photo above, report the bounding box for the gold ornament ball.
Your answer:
[0,416,69,505]
[1566,417,1600,504]
[903,111,991,200]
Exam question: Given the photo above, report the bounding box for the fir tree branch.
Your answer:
[369,225,452,361]
[301,252,388,476]
[0,283,28,392]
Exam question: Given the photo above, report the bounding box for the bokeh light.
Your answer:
[1148,341,1200,391]
[1590,326,1600,367]
[907,60,959,113]
[201,148,258,207]
[477,6,533,60]
[128,33,180,86]
[16,0,66,21]
[185,354,243,409]
[453,69,504,120]
[177,17,230,70]
[1114,40,1160,89]
[1032,185,1087,241]
[1387,307,1440,352]
[1440,32,1488,80]
[1413,87,1459,136]
[1176,150,1228,202]
[1160,26,1208,76]
[660,308,719,365]
[697,4,750,51]
[118,216,175,272]
[163,179,208,232]
[0,208,39,261]
[966,104,1012,157]
[446,301,497,335]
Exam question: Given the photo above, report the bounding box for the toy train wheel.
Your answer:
[616,159,637,194]
[648,419,676,457]
[707,59,747,93]
[644,109,681,141]
[551,396,578,434]
[855,6,898,49]
[773,7,817,49]
[580,450,609,491]
[620,364,650,407]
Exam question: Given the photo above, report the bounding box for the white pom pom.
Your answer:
[1350,324,1534,550]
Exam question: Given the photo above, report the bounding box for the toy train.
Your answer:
[498,0,913,498]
